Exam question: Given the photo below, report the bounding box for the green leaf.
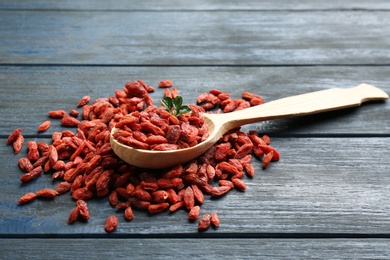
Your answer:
[160,97,173,111]
[160,96,191,116]
[173,96,183,111]
[176,105,192,116]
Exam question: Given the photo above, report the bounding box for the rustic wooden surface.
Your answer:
[1,1,390,259]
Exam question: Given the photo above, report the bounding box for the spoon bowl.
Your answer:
[110,115,218,169]
[110,83,388,169]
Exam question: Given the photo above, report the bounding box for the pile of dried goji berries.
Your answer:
[113,103,208,151]
[8,79,279,232]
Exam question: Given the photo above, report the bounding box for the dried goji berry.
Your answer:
[48,145,58,165]
[27,141,39,162]
[52,170,65,179]
[198,214,211,231]
[262,135,271,145]
[158,80,173,88]
[69,109,79,118]
[68,207,80,224]
[131,187,152,202]
[218,180,234,189]
[125,183,135,195]
[250,97,264,106]
[169,201,184,212]
[18,157,33,172]
[210,212,220,228]
[55,181,71,195]
[183,186,195,210]
[262,150,274,169]
[151,143,180,151]
[61,115,80,127]
[70,175,83,193]
[52,160,65,171]
[124,207,134,221]
[210,186,230,197]
[124,81,148,98]
[20,166,42,183]
[76,199,90,220]
[148,202,170,214]
[48,110,67,118]
[157,177,183,189]
[104,215,118,232]
[116,187,131,200]
[96,170,113,197]
[77,95,90,107]
[188,205,200,220]
[152,190,169,203]
[129,198,150,210]
[242,91,263,101]
[18,192,37,204]
[13,134,24,155]
[72,187,94,200]
[116,201,131,210]
[35,188,58,199]
[108,191,119,207]
[166,188,179,204]
[37,120,51,133]
[232,178,247,190]
[259,145,280,161]
[7,128,22,145]
[244,163,255,177]
[191,184,204,205]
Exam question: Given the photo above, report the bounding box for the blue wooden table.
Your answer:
[1,1,390,258]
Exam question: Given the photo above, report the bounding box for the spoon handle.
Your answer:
[214,83,388,128]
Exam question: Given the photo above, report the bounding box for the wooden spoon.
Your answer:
[110,83,388,169]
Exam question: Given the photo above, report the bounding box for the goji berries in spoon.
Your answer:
[110,83,388,169]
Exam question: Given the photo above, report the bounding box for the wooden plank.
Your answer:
[1,137,390,235]
[1,66,389,136]
[1,239,390,259]
[1,11,390,65]
[1,0,390,11]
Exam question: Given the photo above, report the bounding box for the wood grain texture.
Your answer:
[1,11,390,65]
[1,0,390,258]
[1,238,390,259]
[1,0,390,11]
[0,66,389,136]
[1,138,389,235]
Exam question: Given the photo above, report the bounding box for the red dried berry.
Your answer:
[18,157,33,172]
[55,181,71,195]
[20,166,42,183]
[124,207,134,221]
[37,120,51,133]
[198,214,211,231]
[7,128,22,145]
[35,188,58,199]
[183,186,195,210]
[104,215,118,233]
[232,178,247,190]
[68,207,80,224]
[188,206,200,220]
[77,200,90,220]
[48,110,67,118]
[18,192,37,204]
[210,212,220,228]
[77,95,90,107]
[158,80,173,88]
[148,203,170,214]
[13,134,24,155]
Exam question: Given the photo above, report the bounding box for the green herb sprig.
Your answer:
[160,96,191,117]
